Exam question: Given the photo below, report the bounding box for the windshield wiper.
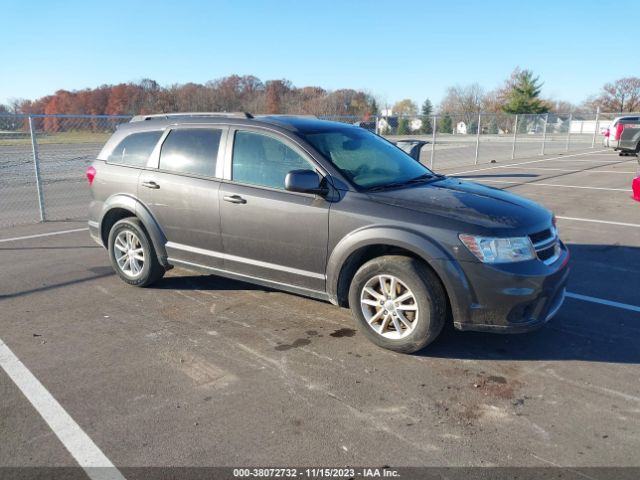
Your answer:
[366,173,441,192]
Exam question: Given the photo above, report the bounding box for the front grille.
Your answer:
[529,226,560,264]
[529,228,552,245]
[537,245,556,261]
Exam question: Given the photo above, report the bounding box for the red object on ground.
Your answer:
[86,166,96,185]
[632,176,640,202]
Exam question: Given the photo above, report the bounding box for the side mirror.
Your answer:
[285,169,328,195]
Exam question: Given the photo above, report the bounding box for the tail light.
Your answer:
[86,166,96,185]
[615,123,625,140]
[632,177,640,202]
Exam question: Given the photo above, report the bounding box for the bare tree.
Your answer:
[439,83,485,127]
[593,77,640,113]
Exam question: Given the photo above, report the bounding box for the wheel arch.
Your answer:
[99,194,170,268]
[326,227,470,324]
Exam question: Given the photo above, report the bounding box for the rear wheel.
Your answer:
[108,218,164,287]
[348,255,447,353]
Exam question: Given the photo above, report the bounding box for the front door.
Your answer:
[219,129,329,293]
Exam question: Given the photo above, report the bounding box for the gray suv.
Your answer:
[87,113,569,353]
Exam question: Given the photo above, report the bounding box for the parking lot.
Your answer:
[1,148,639,476]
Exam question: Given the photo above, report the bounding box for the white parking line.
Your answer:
[566,292,640,313]
[498,166,636,174]
[0,339,126,480]
[550,159,624,163]
[556,216,640,228]
[0,228,88,244]
[447,149,609,176]
[459,179,630,192]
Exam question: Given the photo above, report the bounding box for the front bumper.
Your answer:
[452,243,570,333]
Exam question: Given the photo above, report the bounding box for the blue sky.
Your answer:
[1,0,636,108]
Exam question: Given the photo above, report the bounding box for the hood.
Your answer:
[367,177,551,232]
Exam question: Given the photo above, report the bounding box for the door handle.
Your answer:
[141,181,160,189]
[223,195,247,204]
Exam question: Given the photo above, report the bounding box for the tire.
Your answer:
[348,255,447,353]
[108,217,165,287]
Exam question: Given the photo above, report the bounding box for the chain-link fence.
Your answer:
[322,110,618,169]
[0,110,625,228]
[0,114,131,227]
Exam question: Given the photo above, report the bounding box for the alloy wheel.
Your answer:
[114,230,145,278]
[360,274,419,339]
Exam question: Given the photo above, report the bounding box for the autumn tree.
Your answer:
[265,79,291,114]
[15,75,380,118]
[392,99,417,115]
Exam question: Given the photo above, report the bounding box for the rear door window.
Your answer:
[159,128,222,177]
[108,131,162,167]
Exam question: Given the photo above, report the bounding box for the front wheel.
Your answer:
[108,218,165,287]
[348,255,447,353]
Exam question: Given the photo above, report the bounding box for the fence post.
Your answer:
[565,113,572,152]
[474,112,482,165]
[591,107,600,148]
[511,114,518,160]
[374,115,379,135]
[541,113,548,155]
[430,115,437,169]
[28,115,46,222]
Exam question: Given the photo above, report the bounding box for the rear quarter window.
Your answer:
[108,131,163,167]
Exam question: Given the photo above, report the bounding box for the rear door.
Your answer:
[138,125,227,268]
[218,128,329,293]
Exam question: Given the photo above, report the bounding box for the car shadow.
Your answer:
[151,244,640,364]
[154,274,270,292]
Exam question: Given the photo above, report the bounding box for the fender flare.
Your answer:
[325,226,471,324]
[99,194,170,267]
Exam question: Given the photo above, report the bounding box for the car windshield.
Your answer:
[301,126,434,190]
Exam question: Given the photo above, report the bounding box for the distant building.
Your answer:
[377,116,399,134]
[410,118,422,132]
[456,121,467,134]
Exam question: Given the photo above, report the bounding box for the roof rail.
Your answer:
[130,112,254,122]
[255,114,317,119]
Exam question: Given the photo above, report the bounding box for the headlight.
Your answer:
[459,234,536,263]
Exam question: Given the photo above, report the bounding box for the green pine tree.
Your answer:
[369,98,379,116]
[420,99,433,134]
[502,70,549,114]
[397,117,410,135]
[438,112,452,134]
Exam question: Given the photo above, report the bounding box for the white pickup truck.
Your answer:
[618,120,640,156]
[604,115,640,155]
